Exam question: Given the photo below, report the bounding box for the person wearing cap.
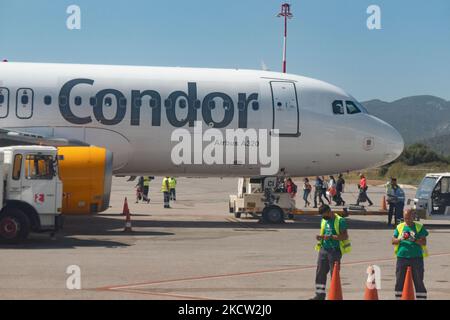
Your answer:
[386,178,405,226]
[311,204,352,300]
[392,209,429,300]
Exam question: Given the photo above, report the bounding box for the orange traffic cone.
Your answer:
[328,262,343,300]
[401,267,415,300]
[381,196,387,211]
[122,197,130,216]
[364,266,379,300]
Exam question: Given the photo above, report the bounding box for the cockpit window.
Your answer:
[332,100,345,115]
[346,101,362,114]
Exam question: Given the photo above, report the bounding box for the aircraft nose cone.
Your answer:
[383,125,405,163]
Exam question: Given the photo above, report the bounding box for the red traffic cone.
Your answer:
[401,266,415,300]
[364,266,379,300]
[381,196,387,211]
[328,262,343,300]
[122,197,130,216]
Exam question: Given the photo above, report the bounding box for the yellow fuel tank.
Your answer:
[57,146,113,215]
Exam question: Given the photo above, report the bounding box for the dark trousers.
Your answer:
[315,248,342,297]
[170,188,176,201]
[395,257,427,300]
[335,191,344,205]
[321,189,330,204]
[389,202,404,225]
[357,190,373,206]
[314,189,323,207]
[143,186,150,201]
[163,192,170,208]
[303,190,311,206]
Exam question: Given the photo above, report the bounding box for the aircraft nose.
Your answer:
[380,123,405,164]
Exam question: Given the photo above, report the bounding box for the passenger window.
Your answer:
[75,96,82,106]
[0,94,4,104]
[332,100,345,115]
[25,155,55,180]
[179,99,187,109]
[13,154,22,180]
[90,97,97,106]
[133,98,142,107]
[21,94,29,105]
[44,96,52,105]
[119,98,127,108]
[252,101,260,111]
[346,101,361,115]
[105,97,113,107]
[149,99,157,108]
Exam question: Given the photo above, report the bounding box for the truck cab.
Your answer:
[0,146,63,243]
[414,173,450,220]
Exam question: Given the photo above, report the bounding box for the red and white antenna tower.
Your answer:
[277,3,293,73]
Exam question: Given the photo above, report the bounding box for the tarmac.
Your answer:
[0,177,449,300]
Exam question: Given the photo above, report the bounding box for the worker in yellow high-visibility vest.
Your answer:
[169,177,177,201]
[392,209,429,300]
[311,204,351,300]
[161,177,171,209]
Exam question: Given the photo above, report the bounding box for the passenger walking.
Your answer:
[169,177,177,201]
[303,178,312,207]
[392,209,429,300]
[321,176,331,204]
[356,174,373,206]
[335,174,346,206]
[311,204,351,300]
[285,178,298,198]
[386,178,406,226]
[328,176,338,205]
[135,176,145,204]
[161,176,171,209]
[313,176,324,208]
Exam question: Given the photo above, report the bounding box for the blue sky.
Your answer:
[0,0,449,101]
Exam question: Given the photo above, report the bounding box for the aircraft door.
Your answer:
[16,88,34,119]
[0,87,9,118]
[271,81,300,137]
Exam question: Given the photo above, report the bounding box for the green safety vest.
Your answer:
[161,178,170,192]
[143,177,150,187]
[394,222,429,258]
[169,178,177,189]
[315,214,352,255]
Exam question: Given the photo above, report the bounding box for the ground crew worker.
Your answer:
[392,209,429,300]
[169,177,177,201]
[311,204,351,300]
[161,176,171,209]
[386,178,405,226]
[142,176,152,203]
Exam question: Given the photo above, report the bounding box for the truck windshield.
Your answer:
[25,155,55,180]
[415,177,438,199]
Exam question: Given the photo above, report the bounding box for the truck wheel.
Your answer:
[262,206,284,224]
[234,212,242,219]
[0,208,31,244]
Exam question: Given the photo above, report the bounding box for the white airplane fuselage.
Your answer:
[0,62,404,177]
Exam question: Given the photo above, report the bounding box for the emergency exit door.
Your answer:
[271,82,300,137]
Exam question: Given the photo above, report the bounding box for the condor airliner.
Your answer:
[0,61,404,213]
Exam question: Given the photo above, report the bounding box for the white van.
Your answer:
[414,173,450,220]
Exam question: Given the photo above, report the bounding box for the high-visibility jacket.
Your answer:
[394,222,429,258]
[315,214,352,255]
[161,178,170,192]
[169,178,177,189]
[143,177,150,187]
